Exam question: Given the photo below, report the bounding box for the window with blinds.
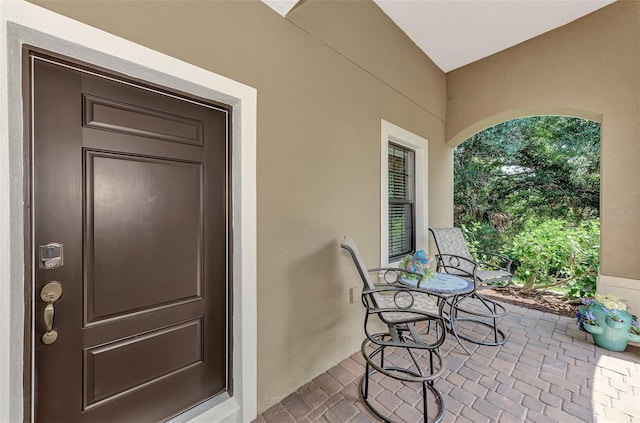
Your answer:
[388,143,415,260]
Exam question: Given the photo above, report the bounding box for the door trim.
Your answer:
[0,2,258,422]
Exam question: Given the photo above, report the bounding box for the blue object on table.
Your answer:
[401,272,474,295]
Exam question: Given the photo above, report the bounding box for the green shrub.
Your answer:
[509,219,599,298]
[459,222,506,258]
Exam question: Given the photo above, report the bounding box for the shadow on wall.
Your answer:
[285,238,355,363]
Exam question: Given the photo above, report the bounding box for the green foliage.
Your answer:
[454,116,601,299]
[454,116,601,253]
[460,222,505,258]
[510,219,599,298]
[459,223,481,257]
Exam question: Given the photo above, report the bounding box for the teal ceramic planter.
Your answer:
[579,302,640,352]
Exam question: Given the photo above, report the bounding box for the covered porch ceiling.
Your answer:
[262,0,616,72]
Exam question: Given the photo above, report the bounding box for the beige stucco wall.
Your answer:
[446,1,640,303]
[28,0,449,412]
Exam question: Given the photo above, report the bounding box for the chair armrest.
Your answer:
[364,284,446,318]
[362,285,448,350]
[476,251,513,273]
[368,284,448,301]
[434,254,477,277]
[367,267,425,285]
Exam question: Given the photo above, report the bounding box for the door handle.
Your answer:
[40,281,63,345]
[44,303,55,332]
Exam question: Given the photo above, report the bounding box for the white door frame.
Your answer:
[0,1,257,422]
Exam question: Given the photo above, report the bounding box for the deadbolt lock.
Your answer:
[39,243,63,270]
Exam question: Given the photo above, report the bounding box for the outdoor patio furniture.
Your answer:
[398,272,477,355]
[429,228,513,289]
[429,227,512,349]
[341,235,448,423]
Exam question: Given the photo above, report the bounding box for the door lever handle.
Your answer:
[40,281,63,345]
[44,303,55,332]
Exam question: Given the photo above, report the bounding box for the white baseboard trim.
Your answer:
[598,273,640,311]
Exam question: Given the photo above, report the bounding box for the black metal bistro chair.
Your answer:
[341,235,447,423]
[428,227,512,349]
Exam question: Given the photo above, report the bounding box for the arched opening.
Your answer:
[454,115,601,304]
[446,106,602,148]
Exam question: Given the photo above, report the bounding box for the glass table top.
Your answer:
[400,272,474,295]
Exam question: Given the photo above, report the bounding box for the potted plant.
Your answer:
[581,310,601,334]
[579,293,640,351]
[631,317,640,336]
[397,250,436,282]
[605,308,625,329]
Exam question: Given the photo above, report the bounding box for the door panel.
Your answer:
[84,318,203,408]
[83,94,205,146]
[31,54,229,422]
[86,151,202,322]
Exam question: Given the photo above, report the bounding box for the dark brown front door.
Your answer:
[29,53,230,422]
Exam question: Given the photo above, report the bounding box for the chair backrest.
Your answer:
[340,235,375,291]
[342,235,443,330]
[429,227,476,275]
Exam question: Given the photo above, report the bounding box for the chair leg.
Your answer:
[493,301,499,344]
[405,346,418,366]
[363,361,370,399]
[453,293,507,349]
[478,293,505,345]
[429,350,434,378]
[448,295,473,355]
[360,336,446,422]
[423,382,428,422]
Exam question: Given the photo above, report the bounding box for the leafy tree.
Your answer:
[454,116,600,250]
[454,116,601,296]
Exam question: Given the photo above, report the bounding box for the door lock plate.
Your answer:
[41,281,63,303]
[39,243,63,269]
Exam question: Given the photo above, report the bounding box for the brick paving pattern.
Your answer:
[254,301,640,422]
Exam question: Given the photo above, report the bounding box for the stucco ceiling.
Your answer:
[262,0,616,72]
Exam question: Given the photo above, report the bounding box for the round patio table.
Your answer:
[400,272,475,354]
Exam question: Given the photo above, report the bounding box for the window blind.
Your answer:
[388,143,415,260]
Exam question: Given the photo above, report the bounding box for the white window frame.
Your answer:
[380,119,428,267]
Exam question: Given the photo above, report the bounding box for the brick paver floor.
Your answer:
[254,300,640,423]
